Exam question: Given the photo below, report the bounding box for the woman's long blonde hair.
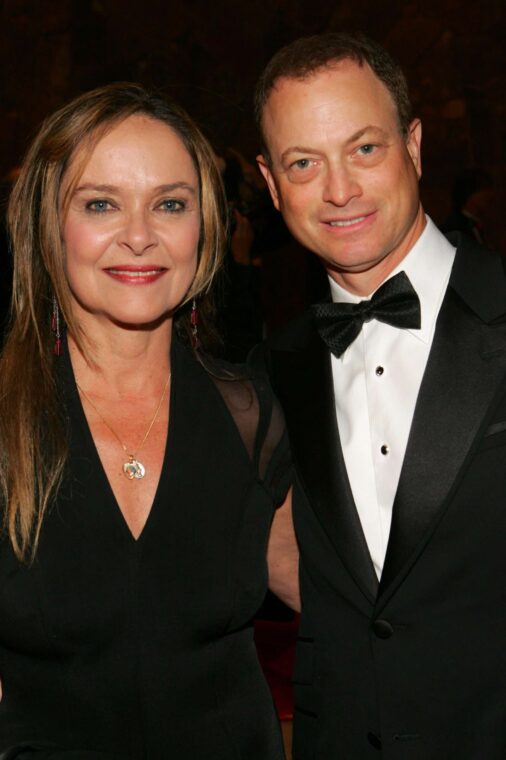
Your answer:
[0,83,227,560]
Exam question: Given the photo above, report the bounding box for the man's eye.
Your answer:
[286,157,319,182]
[292,159,312,170]
[85,199,111,213]
[358,144,376,155]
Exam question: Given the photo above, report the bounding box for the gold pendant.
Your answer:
[123,457,146,480]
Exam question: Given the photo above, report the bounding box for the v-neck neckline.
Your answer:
[62,343,177,546]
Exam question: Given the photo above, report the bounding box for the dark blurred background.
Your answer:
[1,0,505,347]
[1,3,504,736]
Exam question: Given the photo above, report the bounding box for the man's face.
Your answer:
[258,60,425,294]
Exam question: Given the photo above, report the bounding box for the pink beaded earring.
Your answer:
[51,294,63,356]
[191,298,199,349]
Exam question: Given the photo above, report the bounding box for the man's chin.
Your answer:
[320,254,384,277]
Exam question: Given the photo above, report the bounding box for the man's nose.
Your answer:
[322,164,362,206]
[119,209,157,255]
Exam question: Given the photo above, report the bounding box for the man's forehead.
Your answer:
[266,58,368,103]
[261,59,400,141]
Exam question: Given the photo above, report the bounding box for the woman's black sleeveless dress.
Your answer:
[0,336,291,759]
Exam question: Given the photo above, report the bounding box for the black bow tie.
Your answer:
[311,271,421,358]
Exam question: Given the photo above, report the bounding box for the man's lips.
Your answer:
[322,212,373,227]
[328,216,366,227]
[320,211,376,230]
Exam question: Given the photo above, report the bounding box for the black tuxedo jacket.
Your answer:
[255,233,506,759]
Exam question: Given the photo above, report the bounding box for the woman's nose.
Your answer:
[119,209,157,255]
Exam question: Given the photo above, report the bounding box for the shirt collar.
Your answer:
[328,215,456,344]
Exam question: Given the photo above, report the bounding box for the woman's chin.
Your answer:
[110,312,172,332]
[76,309,173,334]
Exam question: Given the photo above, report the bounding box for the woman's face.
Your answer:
[61,114,200,331]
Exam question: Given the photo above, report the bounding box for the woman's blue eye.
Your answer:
[86,200,110,213]
[359,144,376,155]
[160,199,185,212]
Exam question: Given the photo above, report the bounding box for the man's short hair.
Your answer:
[254,32,412,161]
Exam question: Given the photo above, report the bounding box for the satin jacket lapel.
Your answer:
[379,270,506,601]
[270,320,378,602]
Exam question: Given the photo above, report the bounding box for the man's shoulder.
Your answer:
[447,231,506,323]
[264,311,316,352]
[248,310,318,378]
[446,229,502,261]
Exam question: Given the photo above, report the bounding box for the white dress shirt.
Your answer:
[329,217,456,578]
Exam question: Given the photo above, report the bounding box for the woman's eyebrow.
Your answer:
[73,181,197,194]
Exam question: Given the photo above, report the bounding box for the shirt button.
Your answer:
[381,444,389,455]
[375,366,384,376]
[367,731,382,749]
[372,619,394,639]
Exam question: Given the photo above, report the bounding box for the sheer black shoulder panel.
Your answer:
[204,355,292,502]
[211,372,259,465]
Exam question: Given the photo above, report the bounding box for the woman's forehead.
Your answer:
[61,115,198,195]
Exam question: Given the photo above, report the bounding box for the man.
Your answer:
[255,33,506,759]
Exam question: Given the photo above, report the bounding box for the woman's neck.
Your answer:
[67,317,173,399]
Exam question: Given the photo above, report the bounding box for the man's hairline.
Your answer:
[258,58,408,168]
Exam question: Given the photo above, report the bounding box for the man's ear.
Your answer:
[256,154,280,210]
[406,118,422,179]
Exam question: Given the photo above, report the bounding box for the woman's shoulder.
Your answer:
[201,349,290,499]
[174,336,290,485]
[174,335,270,410]
[196,349,280,425]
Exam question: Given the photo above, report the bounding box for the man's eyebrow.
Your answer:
[73,182,197,194]
[346,126,389,143]
[279,126,391,162]
[280,146,321,163]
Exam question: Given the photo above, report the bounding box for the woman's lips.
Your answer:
[104,266,168,284]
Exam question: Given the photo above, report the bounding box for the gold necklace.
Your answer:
[76,373,171,481]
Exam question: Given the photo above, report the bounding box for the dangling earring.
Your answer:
[190,298,199,349]
[51,294,63,356]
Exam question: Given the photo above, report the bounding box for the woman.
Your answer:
[0,84,292,758]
